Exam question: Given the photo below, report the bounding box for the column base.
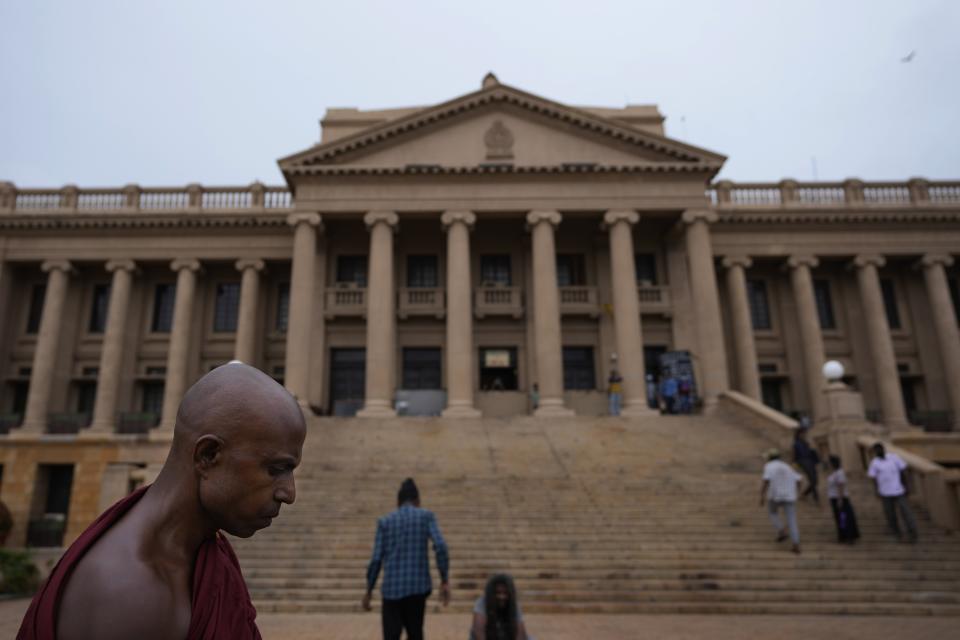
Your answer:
[620,403,659,417]
[356,402,397,418]
[534,400,575,418]
[441,404,482,418]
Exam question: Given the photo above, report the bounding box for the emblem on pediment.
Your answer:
[484,120,514,160]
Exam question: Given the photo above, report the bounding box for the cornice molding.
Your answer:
[284,163,717,177]
[0,213,289,232]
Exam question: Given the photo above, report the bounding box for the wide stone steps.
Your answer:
[233,415,960,616]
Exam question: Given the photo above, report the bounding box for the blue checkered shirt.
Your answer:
[366,505,449,600]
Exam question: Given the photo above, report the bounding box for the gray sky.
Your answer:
[1,0,957,187]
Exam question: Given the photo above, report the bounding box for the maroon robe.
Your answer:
[17,486,261,640]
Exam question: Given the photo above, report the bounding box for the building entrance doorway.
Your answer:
[479,347,518,390]
[330,348,365,416]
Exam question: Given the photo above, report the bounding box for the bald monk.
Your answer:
[18,362,306,640]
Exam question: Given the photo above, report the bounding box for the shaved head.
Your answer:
[172,362,305,457]
[164,362,307,538]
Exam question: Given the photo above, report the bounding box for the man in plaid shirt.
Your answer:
[363,478,450,640]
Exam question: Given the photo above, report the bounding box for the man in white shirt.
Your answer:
[760,448,804,554]
[867,443,918,542]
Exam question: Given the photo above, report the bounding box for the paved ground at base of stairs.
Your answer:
[2,598,956,639]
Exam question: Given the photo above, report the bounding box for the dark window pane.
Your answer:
[76,381,97,414]
[480,255,512,286]
[276,282,290,333]
[813,279,836,330]
[336,256,367,286]
[213,283,241,333]
[562,346,595,390]
[948,276,960,325]
[881,279,901,329]
[556,254,587,287]
[635,254,658,285]
[479,347,518,390]
[88,284,110,333]
[151,284,175,333]
[760,378,783,412]
[747,280,772,330]
[407,255,439,288]
[402,348,442,390]
[141,381,165,415]
[26,284,46,333]
[44,465,74,515]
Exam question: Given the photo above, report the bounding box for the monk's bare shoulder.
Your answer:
[57,520,191,640]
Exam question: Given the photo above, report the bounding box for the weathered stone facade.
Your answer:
[1,75,959,547]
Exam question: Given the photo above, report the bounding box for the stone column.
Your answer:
[527,210,574,417]
[918,254,960,429]
[357,211,399,418]
[852,254,909,430]
[234,258,265,366]
[604,209,655,416]
[85,260,137,436]
[284,213,322,407]
[156,259,201,435]
[787,255,827,421]
[682,210,729,404]
[441,211,481,418]
[722,256,761,401]
[18,261,73,435]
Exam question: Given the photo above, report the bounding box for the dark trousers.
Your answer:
[382,592,428,640]
[829,497,860,543]
[799,461,819,503]
[881,495,918,540]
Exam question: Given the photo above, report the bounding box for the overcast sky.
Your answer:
[1,0,957,187]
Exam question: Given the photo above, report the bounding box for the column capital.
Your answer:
[603,209,639,228]
[364,210,399,231]
[235,258,266,272]
[41,260,74,274]
[681,209,718,225]
[526,209,562,228]
[851,253,885,270]
[786,254,819,270]
[441,210,476,230]
[105,259,137,274]
[917,253,954,270]
[286,212,322,229]
[721,255,753,270]
[170,258,202,273]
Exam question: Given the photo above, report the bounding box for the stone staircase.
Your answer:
[231,414,960,616]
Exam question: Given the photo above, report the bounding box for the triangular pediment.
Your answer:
[279,82,725,178]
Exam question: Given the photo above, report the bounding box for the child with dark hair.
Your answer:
[470,574,529,640]
[827,455,860,544]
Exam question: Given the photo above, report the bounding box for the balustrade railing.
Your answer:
[325,286,367,318]
[559,286,599,316]
[637,285,671,314]
[475,286,523,318]
[0,183,292,213]
[398,287,445,318]
[710,179,960,208]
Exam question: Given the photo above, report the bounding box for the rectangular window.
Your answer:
[402,348,442,390]
[556,254,587,287]
[275,282,290,333]
[948,276,960,325]
[88,284,110,333]
[213,283,240,333]
[26,284,46,333]
[635,253,658,285]
[151,284,175,333]
[406,255,439,288]
[479,347,518,390]
[813,279,836,330]
[480,255,512,286]
[760,378,784,412]
[880,278,901,329]
[562,346,595,390]
[746,280,772,330]
[76,381,97,415]
[141,381,165,415]
[336,255,367,286]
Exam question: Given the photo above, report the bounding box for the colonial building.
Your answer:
[1,74,959,546]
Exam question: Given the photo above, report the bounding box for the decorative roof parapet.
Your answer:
[0,182,292,215]
[708,178,960,211]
